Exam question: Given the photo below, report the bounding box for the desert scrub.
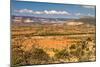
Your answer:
[11,45,25,66]
[54,49,70,60]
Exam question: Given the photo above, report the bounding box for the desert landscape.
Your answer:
[11,1,96,66]
[11,16,96,66]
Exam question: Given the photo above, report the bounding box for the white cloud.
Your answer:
[44,10,70,15]
[87,13,95,17]
[15,9,33,13]
[75,13,95,17]
[82,5,95,9]
[14,9,70,15]
[75,13,82,16]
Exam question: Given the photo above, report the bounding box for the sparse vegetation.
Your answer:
[54,49,69,59]
[11,37,96,66]
[11,16,96,66]
[11,45,50,66]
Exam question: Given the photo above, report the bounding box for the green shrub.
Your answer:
[30,48,50,61]
[54,49,69,59]
[11,46,24,66]
[69,44,76,50]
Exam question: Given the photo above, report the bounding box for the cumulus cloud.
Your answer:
[82,5,95,9]
[87,13,95,17]
[14,9,70,15]
[75,12,95,17]
[75,13,82,16]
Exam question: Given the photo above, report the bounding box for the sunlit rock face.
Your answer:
[66,22,84,26]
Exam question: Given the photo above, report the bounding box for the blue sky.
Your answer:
[11,0,96,18]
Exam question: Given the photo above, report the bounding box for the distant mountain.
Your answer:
[11,15,96,26]
[73,16,96,25]
[11,15,68,22]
